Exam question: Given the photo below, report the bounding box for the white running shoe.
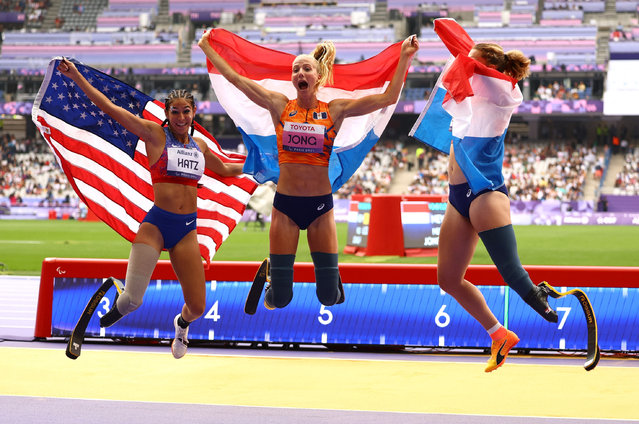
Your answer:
[171,314,189,359]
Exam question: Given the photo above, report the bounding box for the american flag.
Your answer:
[31,57,257,264]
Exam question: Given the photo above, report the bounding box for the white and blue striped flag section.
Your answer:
[31,57,257,264]
[409,18,523,194]
[202,29,408,192]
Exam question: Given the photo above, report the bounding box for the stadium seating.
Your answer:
[57,0,108,32]
[417,25,598,64]
[169,0,245,16]
[543,0,605,12]
[616,1,638,12]
[509,1,536,26]
[106,0,158,11]
[1,44,177,68]
[405,142,591,202]
[610,41,639,55]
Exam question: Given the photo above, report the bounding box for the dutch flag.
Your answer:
[410,18,523,194]
[203,29,408,192]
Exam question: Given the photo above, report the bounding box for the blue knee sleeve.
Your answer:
[311,252,340,306]
[265,254,295,308]
[478,224,534,299]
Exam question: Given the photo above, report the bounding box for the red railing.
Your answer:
[35,257,639,338]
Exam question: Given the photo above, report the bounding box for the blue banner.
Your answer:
[51,278,638,351]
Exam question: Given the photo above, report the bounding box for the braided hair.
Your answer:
[161,89,197,135]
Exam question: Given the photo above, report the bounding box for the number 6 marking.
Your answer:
[435,304,450,328]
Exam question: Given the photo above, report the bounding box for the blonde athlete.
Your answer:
[199,30,418,309]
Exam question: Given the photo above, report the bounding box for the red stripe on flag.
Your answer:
[197,188,246,216]
[205,29,404,91]
[196,207,239,230]
[201,173,257,199]
[196,226,224,252]
[39,124,141,241]
[82,196,138,242]
[401,202,430,213]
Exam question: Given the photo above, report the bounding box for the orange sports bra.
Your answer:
[276,99,337,167]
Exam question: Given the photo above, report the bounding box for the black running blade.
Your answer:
[65,277,115,359]
[244,259,268,315]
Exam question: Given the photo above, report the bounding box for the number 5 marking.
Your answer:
[556,306,571,330]
[318,305,333,325]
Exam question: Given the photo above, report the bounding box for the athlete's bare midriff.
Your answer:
[152,183,198,214]
[447,142,468,185]
[277,162,331,196]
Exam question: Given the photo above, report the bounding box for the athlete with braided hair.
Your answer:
[199,30,418,310]
[57,59,243,359]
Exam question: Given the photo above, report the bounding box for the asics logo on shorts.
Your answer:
[466,189,472,198]
[317,203,325,211]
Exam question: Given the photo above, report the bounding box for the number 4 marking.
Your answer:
[205,300,221,322]
[557,306,571,330]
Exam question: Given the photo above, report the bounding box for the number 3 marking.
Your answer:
[97,297,111,318]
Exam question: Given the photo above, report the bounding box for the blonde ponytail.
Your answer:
[311,41,336,87]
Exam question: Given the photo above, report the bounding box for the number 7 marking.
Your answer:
[557,306,571,330]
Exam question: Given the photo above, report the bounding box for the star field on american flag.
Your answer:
[38,59,145,159]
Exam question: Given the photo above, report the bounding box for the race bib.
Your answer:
[282,121,325,153]
[166,147,204,179]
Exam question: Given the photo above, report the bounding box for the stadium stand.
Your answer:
[613,147,639,196]
[403,141,592,202]
[1,43,178,68]
[57,0,108,31]
[96,0,158,32]
[0,133,76,206]
[334,141,410,198]
[417,25,598,64]
[169,0,245,16]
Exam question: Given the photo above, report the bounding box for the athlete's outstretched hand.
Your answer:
[57,58,82,81]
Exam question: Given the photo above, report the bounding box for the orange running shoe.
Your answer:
[485,329,520,373]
